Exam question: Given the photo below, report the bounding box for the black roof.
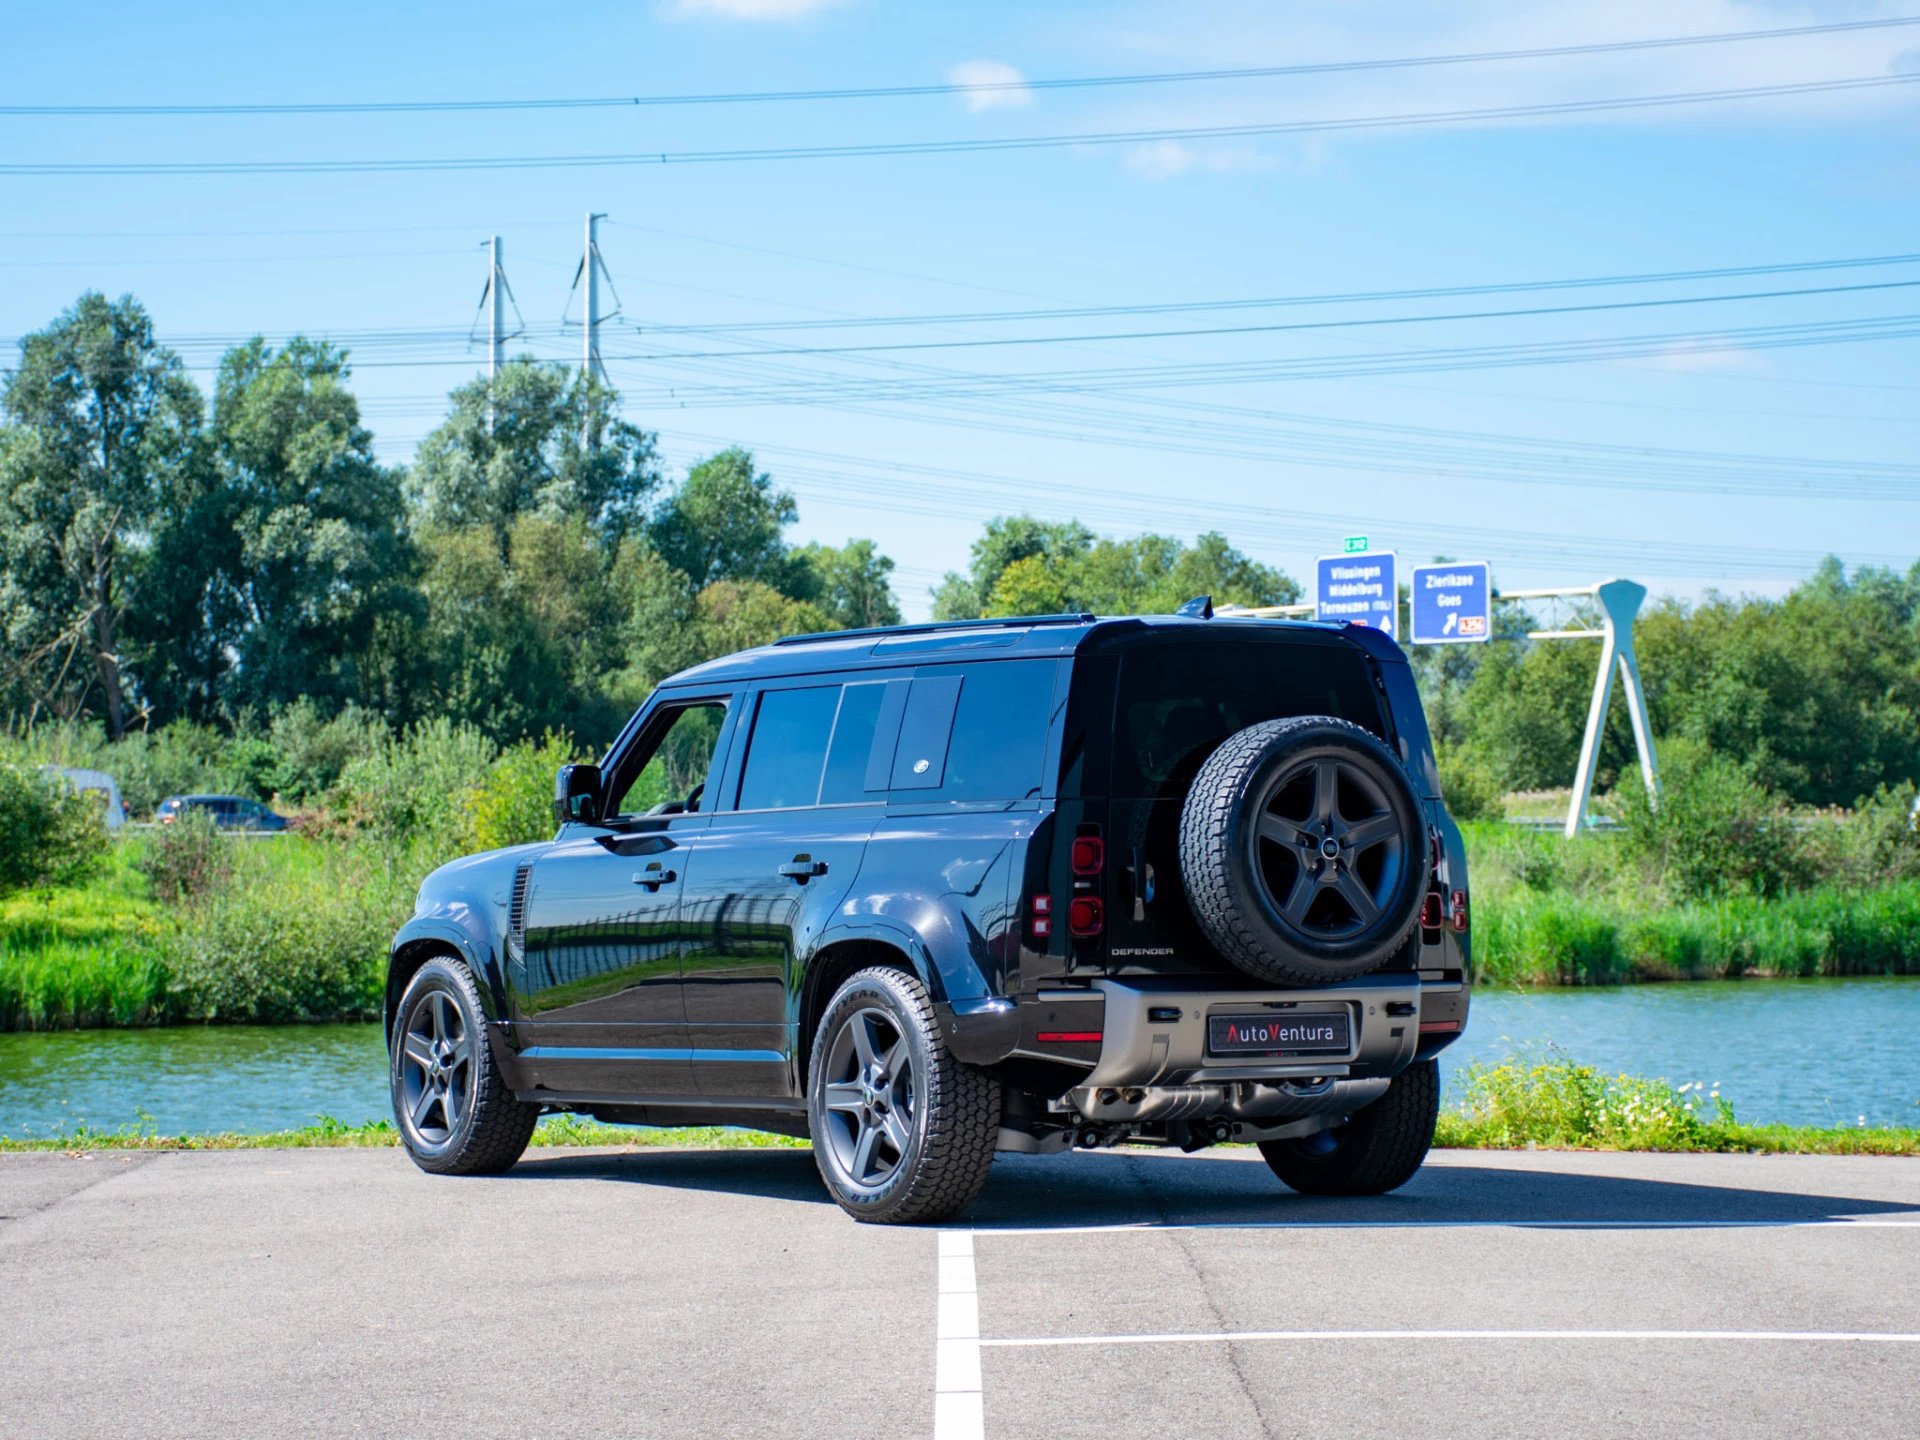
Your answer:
[659,611,1394,689]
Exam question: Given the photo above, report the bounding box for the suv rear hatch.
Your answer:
[1055,626,1409,984]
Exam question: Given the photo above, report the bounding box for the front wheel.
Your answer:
[1258,1060,1440,1196]
[807,967,1000,1224]
[391,957,539,1176]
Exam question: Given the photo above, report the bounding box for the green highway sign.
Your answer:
[1343,535,1369,554]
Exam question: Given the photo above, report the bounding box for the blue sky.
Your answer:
[3,0,1918,618]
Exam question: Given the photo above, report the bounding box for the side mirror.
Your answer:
[553,763,604,825]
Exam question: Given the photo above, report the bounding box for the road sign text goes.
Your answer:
[1409,562,1491,646]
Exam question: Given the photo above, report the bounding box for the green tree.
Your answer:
[410,360,660,556]
[933,516,1094,619]
[943,516,1296,621]
[793,539,901,629]
[648,448,804,592]
[197,338,414,717]
[415,514,631,745]
[0,293,204,736]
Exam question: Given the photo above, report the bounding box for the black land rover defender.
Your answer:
[385,607,1469,1223]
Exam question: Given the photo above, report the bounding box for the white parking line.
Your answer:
[980,1328,1920,1349]
[934,1230,984,1440]
[966,1216,1920,1236]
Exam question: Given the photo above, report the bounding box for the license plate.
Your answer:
[1207,1011,1351,1057]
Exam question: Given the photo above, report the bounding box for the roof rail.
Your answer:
[772,612,1098,647]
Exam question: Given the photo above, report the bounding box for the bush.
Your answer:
[1438,1059,1727,1151]
[467,732,577,851]
[330,718,495,852]
[134,810,229,902]
[0,764,109,895]
[1436,748,1503,822]
[265,700,392,804]
[1618,740,1794,899]
[161,840,413,1023]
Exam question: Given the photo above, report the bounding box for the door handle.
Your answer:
[632,863,678,890]
[777,856,828,882]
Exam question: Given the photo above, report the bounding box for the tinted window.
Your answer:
[896,660,1055,803]
[1112,640,1381,799]
[820,683,890,805]
[738,686,841,811]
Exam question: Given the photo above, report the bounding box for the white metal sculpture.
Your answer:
[1497,579,1659,836]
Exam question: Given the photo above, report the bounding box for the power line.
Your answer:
[7,15,1915,116]
[619,277,1920,360]
[639,252,1920,334]
[7,73,1915,176]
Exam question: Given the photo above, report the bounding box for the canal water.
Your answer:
[1,977,1915,1139]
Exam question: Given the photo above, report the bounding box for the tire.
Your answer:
[390,956,539,1176]
[1179,715,1426,986]
[1259,1060,1440,1197]
[806,967,1000,1225]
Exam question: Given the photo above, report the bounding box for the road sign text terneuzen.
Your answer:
[1316,551,1397,638]
[1409,561,1491,645]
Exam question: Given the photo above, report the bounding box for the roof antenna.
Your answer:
[1176,595,1214,619]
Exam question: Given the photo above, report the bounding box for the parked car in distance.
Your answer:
[155,794,288,832]
[47,767,128,830]
[387,603,1470,1223]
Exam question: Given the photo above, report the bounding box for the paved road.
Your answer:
[3,1145,1916,1439]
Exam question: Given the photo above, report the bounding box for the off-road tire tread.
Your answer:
[1180,715,1423,987]
[1258,1060,1440,1196]
[809,967,1000,1225]
[393,957,540,1177]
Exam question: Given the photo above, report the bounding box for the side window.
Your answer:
[610,700,731,817]
[819,682,891,805]
[890,660,1056,803]
[737,686,841,811]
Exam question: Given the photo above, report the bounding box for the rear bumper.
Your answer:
[1080,973,1428,1089]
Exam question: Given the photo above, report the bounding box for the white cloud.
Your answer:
[1123,139,1273,180]
[665,0,849,20]
[1636,341,1771,375]
[947,60,1034,111]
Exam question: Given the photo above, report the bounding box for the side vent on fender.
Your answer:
[506,863,533,967]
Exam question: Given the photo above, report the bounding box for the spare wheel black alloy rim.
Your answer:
[1251,752,1407,941]
[820,1005,917,1194]
[399,990,474,1145]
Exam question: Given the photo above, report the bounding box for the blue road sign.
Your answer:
[1316,551,1397,638]
[1409,561,1492,645]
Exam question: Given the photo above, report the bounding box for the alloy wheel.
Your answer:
[818,1005,917,1194]
[1252,754,1407,941]
[399,989,474,1147]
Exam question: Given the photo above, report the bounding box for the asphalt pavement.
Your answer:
[2,1145,1916,1439]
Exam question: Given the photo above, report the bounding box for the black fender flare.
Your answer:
[386,919,508,1044]
[802,918,1018,1067]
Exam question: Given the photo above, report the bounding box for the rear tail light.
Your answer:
[1030,893,1052,939]
[1036,1030,1103,1044]
[1450,890,1469,933]
[1070,836,1104,875]
[1419,893,1443,930]
[1068,896,1104,937]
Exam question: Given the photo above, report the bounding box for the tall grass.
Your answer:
[1436,1058,1920,1156]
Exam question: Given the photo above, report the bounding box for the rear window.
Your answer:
[893,660,1056,803]
[1111,640,1382,799]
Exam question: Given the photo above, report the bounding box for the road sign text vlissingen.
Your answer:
[1316,551,1397,639]
[1409,561,1492,645]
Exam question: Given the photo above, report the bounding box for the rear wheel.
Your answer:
[807,967,999,1224]
[391,957,539,1176]
[1258,1060,1439,1196]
